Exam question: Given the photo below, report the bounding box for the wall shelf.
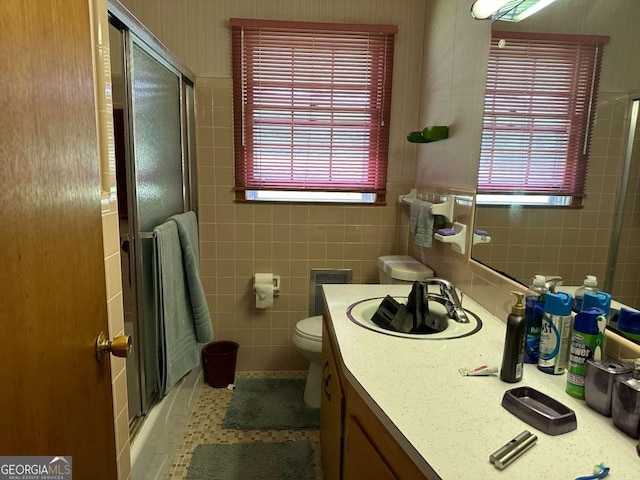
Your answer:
[434,222,467,255]
[406,125,449,143]
[473,230,492,246]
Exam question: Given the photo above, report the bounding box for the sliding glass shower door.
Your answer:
[129,37,186,416]
[109,12,196,431]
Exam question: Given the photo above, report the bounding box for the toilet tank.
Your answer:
[377,255,434,284]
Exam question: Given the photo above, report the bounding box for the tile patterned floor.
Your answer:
[165,371,323,480]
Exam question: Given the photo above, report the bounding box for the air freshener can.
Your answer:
[538,292,573,375]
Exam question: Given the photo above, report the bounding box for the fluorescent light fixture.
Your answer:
[471,0,511,20]
[470,0,559,22]
[512,0,558,21]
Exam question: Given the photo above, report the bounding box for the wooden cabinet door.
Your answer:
[320,319,345,480]
[343,415,397,480]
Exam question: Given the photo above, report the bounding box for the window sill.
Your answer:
[235,190,386,205]
[476,194,583,207]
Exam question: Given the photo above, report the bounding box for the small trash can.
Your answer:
[202,341,239,388]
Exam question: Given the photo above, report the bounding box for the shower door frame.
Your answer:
[108,0,198,433]
[604,94,639,295]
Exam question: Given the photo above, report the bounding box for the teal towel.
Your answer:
[410,199,434,247]
[154,220,200,397]
[168,211,213,343]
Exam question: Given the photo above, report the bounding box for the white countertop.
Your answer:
[323,284,639,480]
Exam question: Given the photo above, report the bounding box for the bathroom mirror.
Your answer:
[471,1,640,328]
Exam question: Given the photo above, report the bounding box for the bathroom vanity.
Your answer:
[320,284,639,480]
[321,317,429,480]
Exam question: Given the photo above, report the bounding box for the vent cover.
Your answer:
[310,269,353,316]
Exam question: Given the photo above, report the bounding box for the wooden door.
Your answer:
[0,1,118,478]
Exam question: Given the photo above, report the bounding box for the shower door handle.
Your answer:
[95,332,132,362]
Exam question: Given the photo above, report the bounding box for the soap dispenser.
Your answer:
[500,292,527,383]
[612,359,640,439]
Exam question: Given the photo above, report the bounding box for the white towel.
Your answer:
[410,199,434,247]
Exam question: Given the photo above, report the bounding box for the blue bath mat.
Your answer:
[223,378,320,430]
[185,441,314,480]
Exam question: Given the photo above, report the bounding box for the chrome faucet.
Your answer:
[422,278,469,323]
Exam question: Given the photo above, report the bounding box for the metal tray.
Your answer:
[502,386,577,435]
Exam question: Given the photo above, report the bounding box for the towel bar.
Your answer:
[399,189,456,223]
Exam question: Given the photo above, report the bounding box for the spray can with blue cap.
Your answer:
[582,291,612,322]
[538,291,573,375]
[566,307,606,399]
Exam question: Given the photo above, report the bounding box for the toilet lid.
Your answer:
[295,316,322,341]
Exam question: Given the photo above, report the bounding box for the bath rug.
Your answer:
[185,441,314,480]
[223,378,320,430]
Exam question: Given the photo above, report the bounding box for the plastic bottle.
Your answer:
[500,292,527,383]
[618,308,640,343]
[566,307,605,399]
[538,291,573,375]
[573,275,598,313]
[524,275,548,364]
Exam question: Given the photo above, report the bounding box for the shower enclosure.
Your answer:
[108,1,198,436]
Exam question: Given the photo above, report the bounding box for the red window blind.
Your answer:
[478,31,608,199]
[230,18,397,197]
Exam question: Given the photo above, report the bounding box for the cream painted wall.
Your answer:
[415,0,491,189]
[405,0,490,299]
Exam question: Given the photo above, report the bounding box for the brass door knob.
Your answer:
[95,332,132,362]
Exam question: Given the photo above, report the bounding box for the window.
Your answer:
[477,31,609,206]
[230,19,397,203]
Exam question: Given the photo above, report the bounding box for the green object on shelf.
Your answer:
[407,131,428,143]
[406,125,449,143]
[422,125,448,141]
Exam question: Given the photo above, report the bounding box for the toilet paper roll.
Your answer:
[254,273,274,309]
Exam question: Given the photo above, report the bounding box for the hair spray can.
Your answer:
[538,292,573,375]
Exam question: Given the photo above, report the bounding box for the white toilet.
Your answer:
[292,315,323,408]
[292,256,433,408]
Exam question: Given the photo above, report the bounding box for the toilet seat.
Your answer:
[295,316,322,342]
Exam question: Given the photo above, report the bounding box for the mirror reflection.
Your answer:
[471,0,640,316]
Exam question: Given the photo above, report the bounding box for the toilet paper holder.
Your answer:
[253,274,280,296]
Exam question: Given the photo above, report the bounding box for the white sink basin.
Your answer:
[346,296,482,339]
